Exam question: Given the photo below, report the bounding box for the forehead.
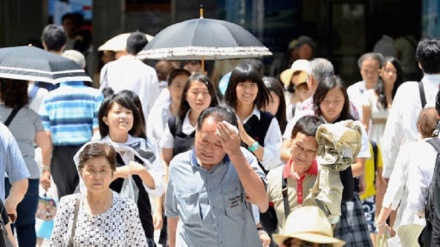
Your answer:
[294,132,318,147]
[188,80,208,90]
[361,58,380,68]
[324,87,344,98]
[83,156,110,167]
[198,117,218,132]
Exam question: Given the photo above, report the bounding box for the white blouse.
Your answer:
[50,192,148,246]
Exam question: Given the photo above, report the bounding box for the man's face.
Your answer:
[360,58,380,87]
[290,132,318,170]
[195,117,227,167]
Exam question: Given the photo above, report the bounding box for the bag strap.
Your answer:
[4,107,21,127]
[281,175,289,218]
[419,81,427,109]
[427,138,440,153]
[68,195,81,246]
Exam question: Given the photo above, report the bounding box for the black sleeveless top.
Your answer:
[241,111,274,174]
[168,115,195,156]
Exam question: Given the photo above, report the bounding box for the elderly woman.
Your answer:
[50,142,147,246]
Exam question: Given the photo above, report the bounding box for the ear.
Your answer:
[102,116,109,125]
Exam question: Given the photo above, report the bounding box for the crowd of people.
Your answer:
[1,11,440,247]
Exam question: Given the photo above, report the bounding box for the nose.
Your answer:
[197,92,204,100]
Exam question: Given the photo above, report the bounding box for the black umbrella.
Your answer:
[0,46,92,84]
[138,16,272,61]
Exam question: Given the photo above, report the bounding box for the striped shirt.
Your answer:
[39,81,104,146]
[0,105,44,178]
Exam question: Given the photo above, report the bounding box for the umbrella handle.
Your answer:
[202,55,205,73]
[200,5,204,19]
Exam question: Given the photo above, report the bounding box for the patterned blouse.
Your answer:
[50,191,147,246]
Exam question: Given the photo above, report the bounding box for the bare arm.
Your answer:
[35,131,52,190]
[218,122,268,212]
[5,179,28,221]
[361,105,371,133]
[352,157,366,177]
[167,217,179,247]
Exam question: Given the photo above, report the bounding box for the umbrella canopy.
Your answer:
[0,46,92,84]
[98,33,154,52]
[138,18,272,60]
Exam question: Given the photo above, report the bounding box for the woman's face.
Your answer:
[185,80,212,113]
[380,61,398,85]
[290,132,318,170]
[102,102,134,135]
[81,156,113,193]
[263,91,280,116]
[236,81,259,107]
[319,87,345,123]
[168,74,188,103]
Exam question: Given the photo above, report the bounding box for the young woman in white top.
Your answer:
[223,63,282,173]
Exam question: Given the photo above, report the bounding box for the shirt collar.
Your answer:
[242,106,261,123]
[59,81,84,87]
[283,158,318,179]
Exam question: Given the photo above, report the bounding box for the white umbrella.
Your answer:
[98,33,154,52]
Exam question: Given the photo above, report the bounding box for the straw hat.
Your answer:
[273,206,345,247]
[280,59,310,87]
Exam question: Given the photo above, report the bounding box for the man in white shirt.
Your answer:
[382,38,440,179]
[100,31,160,121]
[347,52,383,119]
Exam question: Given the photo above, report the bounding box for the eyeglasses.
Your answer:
[83,168,112,177]
[283,238,331,247]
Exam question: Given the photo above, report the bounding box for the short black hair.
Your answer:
[291,115,323,139]
[416,38,440,74]
[167,69,191,87]
[126,31,148,55]
[224,63,269,110]
[41,24,66,52]
[197,106,238,130]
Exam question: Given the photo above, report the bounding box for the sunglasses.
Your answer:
[283,238,332,247]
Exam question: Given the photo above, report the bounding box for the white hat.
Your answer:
[62,50,86,69]
[272,206,345,247]
[280,59,310,86]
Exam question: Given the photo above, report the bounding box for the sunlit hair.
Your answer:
[417,107,439,138]
[197,106,238,130]
[313,76,353,122]
[77,142,116,172]
[167,68,191,87]
[98,91,145,139]
[224,63,270,110]
[0,78,29,108]
[291,115,323,139]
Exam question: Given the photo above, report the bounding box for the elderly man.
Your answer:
[165,106,268,247]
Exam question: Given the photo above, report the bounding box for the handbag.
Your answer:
[36,192,57,221]
[0,203,13,247]
[67,195,81,247]
[259,174,289,234]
